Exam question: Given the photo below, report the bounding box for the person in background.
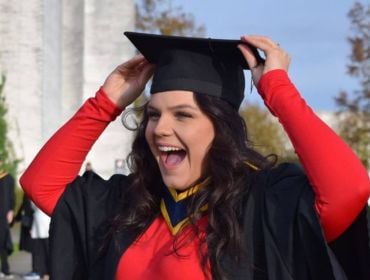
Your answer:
[84,162,93,172]
[13,194,34,270]
[0,163,15,279]
[114,159,125,175]
[21,203,50,280]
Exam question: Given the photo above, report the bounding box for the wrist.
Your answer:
[257,69,291,98]
[97,87,125,117]
[255,70,297,117]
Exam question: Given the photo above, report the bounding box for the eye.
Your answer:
[147,109,160,121]
[175,111,193,120]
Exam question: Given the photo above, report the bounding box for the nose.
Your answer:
[153,115,173,136]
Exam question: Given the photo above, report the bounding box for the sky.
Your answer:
[172,0,364,111]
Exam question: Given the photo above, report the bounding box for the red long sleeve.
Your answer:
[258,70,370,241]
[20,88,123,215]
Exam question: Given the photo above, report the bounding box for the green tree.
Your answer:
[240,103,297,162]
[335,2,370,168]
[135,0,205,36]
[0,75,20,177]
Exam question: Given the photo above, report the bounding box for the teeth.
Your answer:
[158,146,182,152]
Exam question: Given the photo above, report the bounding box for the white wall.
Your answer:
[0,0,135,179]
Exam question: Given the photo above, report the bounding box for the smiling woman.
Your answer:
[19,32,370,280]
[145,90,215,190]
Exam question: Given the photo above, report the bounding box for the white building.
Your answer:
[0,0,135,179]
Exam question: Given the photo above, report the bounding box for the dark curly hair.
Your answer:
[108,92,275,279]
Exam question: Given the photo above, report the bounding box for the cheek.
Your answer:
[190,124,215,162]
[201,121,215,147]
[144,125,154,150]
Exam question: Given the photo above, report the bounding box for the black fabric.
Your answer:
[149,49,245,110]
[123,32,263,69]
[329,207,370,280]
[49,171,132,280]
[14,195,34,252]
[0,173,15,261]
[32,238,49,276]
[0,250,9,274]
[0,174,15,218]
[49,164,370,279]
[124,32,264,110]
[219,163,349,280]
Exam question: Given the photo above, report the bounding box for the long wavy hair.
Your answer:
[108,92,275,279]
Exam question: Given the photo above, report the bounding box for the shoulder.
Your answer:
[249,162,313,211]
[240,165,344,279]
[49,172,133,279]
[55,171,133,218]
[65,171,131,198]
[1,173,14,184]
[51,171,133,240]
[258,162,309,192]
[265,162,306,181]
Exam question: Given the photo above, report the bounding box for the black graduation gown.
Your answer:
[0,173,15,255]
[49,164,370,279]
[14,195,34,252]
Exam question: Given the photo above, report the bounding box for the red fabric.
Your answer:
[116,216,209,280]
[20,71,370,251]
[258,70,370,241]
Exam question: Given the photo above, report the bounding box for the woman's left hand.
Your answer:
[238,35,291,86]
[7,210,14,224]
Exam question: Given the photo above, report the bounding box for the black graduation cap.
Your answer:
[124,32,263,109]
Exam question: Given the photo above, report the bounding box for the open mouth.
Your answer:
[158,146,187,167]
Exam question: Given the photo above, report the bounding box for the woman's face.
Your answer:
[145,91,215,191]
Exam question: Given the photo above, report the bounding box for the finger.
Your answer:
[241,35,279,52]
[135,60,154,76]
[139,63,155,83]
[238,44,261,69]
[122,54,147,69]
[116,56,148,76]
[135,59,151,71]
[241,35,277,48]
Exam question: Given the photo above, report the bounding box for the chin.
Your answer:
[161,176,192,191]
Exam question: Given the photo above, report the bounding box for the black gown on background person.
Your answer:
[0,172,15,275]
[14,195,34,253]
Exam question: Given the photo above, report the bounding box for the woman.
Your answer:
[20,33,370,280]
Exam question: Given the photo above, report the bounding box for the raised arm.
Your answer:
[20,89,122,215]
[20,56,154,215]
[239,35,370,242]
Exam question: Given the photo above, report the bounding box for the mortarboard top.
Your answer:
[124,32,264,110]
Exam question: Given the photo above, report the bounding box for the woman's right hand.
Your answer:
[102,55,154,109]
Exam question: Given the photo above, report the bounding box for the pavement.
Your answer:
[4,227,33,280]
[7,251,32,280]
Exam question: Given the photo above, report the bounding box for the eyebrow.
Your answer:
[147,104,199,111]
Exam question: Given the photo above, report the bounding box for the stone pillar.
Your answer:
[0,1,44,172]
[83,0,136,177]
[61,0,85,121]
[42,0,62,140]
[83,0,135,99]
